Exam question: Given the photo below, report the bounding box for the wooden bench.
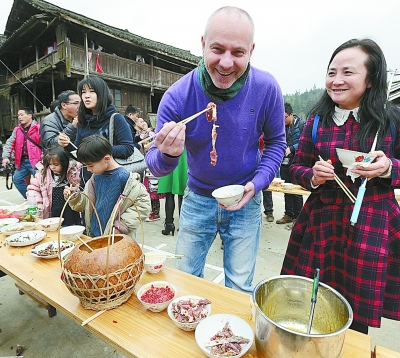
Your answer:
[15,282,57,317]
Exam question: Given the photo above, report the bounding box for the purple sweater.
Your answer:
[146,66,286,197]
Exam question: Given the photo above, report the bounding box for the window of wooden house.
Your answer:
[110,88,122,107]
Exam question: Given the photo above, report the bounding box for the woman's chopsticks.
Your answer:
[318,156,356,203]
[137,107,211,145]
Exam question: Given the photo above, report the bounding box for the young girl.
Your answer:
[27,146,82,226]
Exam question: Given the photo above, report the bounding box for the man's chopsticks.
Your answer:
[137,107,211,145]
[318,155,356,203]
[59,132,78,149]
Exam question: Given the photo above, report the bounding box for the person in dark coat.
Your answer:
[40,90,80,149]
[281,38,400,334]
[124,104,141,150]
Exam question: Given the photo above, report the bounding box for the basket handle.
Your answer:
[57,192,103,268]
[104,196,145,290]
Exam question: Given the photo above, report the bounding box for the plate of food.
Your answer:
[0,217,19,228]
[6,230,46,247]
[30,240,75,259]
[195,314,254,358]
[1,222,39,235]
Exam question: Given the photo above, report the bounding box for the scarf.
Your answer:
[197,58,250,102]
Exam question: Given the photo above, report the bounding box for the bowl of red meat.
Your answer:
[195,313,254,358]
[167,295,211,331]
[136,280,177,312]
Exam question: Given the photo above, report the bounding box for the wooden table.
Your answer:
[0,231,373,357]
[373,345,400,358]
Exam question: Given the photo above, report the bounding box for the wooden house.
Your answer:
[0,0,201,140]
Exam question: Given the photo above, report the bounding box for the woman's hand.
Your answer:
[311,158,335,186]
[351,151,391,179]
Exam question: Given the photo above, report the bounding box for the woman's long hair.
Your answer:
[77,76,113,127]
[309,38,398,152]
[42,146,70,185]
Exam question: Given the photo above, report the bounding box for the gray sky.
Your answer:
[1,0,399,95]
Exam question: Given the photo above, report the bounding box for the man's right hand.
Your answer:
[153,121,186,157]
[58,132,71,147]
[2,158,10,167]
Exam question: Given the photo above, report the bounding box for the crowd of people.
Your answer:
[2,5,400,335]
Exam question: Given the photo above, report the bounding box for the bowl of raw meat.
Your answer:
[167,295,211,331]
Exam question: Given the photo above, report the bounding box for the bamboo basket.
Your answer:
[58,193,145,310]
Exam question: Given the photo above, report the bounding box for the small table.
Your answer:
[267,184,311,196]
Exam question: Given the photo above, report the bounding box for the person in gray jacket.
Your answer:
[40,90,80,149]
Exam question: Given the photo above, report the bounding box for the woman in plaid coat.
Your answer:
[281,39,400,334]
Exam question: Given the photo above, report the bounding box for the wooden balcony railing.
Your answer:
[6,42,185,90]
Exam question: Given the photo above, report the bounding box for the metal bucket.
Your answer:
[252,275,353,358]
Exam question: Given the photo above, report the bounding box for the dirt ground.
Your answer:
[0,178,399,357]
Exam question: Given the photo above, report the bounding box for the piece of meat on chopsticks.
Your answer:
[206,102,217,122]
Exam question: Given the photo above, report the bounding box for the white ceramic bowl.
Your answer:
[195,314,254,358]
[136,281,177,312]
[212,185,244,207]
[336,148,376,168]
[144,253,167,274]
[282,183,294,190]
[167,295,211,331]
[271,178,285,186]
[60,225,85,241]
[38,217,64,232]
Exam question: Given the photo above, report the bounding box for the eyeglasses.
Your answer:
[66,101,80,106]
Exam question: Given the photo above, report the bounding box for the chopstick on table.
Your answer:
[318,155,356,203]
[7,201,27,214]
[81,309,106,326]
[59,132,78,150]
[145,252,184,259]
[137,107,211,145]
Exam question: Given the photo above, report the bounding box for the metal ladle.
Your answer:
[307,268,320,334]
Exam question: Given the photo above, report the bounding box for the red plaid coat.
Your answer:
[281,114,400,327]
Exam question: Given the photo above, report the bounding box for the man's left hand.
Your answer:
[223,182,255,211]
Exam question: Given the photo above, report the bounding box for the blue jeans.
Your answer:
[13,158,36,199]
[175,188,262,293]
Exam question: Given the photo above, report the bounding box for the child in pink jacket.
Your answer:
[27,146,81,225]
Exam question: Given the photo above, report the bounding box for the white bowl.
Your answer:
[282,183,294,190]
[38,217,64,232]
[212,185,244,207]
[195,314,254,358]
[136,281,177,312]
[336,148,376,168]
[271,178,285,186]
[60,225,85,241]
[167,295,211,331]
[144,253,167,274]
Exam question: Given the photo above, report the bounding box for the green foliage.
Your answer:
[284,86,325,119]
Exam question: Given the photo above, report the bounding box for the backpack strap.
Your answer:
[312,114,320,144]
[390,121,396,154]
